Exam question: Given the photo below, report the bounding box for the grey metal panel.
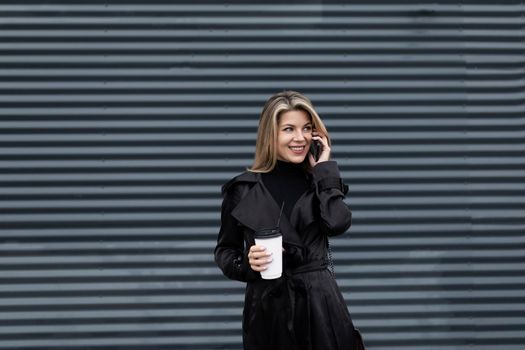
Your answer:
[0,1,524,349]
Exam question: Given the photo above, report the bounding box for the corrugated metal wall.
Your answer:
[1,1,524,349]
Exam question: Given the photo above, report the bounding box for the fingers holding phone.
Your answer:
[309,130,331,166]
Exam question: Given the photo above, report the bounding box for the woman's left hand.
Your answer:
[308,131,331,167]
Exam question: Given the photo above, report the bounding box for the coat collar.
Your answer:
[221,171,258,195]
[229,172,306,249]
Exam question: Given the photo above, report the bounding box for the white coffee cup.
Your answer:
[254,228,283,280]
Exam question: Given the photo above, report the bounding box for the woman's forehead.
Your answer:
[278,109,311,125]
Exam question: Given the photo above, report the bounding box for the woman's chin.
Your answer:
[287,154,307,164]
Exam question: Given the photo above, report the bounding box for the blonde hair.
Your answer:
[249,90,331,173]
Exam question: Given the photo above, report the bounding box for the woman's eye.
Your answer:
[304,126,313,132]
[283,127,293,132]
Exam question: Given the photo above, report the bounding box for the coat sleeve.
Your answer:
[311,160,352,236]
[214,183,259,282]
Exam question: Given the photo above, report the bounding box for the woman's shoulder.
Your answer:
[221,170,259,196]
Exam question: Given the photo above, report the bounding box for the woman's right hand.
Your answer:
[247,245,273,272]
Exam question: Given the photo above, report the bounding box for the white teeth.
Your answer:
[290,146,304,151]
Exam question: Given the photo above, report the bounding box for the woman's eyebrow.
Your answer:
[280,122,312,128]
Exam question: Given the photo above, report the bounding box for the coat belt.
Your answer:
[287,258,328,275]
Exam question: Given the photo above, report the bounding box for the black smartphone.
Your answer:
[309,141,322,161]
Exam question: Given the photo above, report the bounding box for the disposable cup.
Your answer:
[254,228,282,279]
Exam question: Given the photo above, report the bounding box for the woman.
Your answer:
[215,91,365,350]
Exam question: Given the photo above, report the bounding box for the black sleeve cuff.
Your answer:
[236,250,259,281]
[318,177,349,194]
[312,161,348,194]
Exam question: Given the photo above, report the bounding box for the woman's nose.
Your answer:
[294,131,306,141]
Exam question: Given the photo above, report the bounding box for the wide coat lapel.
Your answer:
[289,191,316,233]
[231,176,305,250]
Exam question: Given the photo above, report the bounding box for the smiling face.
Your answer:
[276,109,313,163]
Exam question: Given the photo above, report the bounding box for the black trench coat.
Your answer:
[215,161,365,350]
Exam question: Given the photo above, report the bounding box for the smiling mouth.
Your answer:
[289,146,305,152]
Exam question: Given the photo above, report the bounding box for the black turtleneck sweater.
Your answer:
[261,160,311,220]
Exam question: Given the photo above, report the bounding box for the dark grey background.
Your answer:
[0,1,524,349]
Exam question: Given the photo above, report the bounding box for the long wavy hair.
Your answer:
[249,91,331,173]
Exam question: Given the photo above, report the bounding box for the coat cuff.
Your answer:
[311,161,348,194]
[238,250,260,281]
